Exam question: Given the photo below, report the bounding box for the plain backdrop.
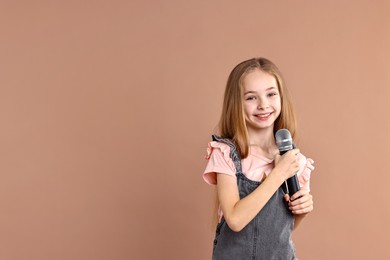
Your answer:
[1,1,389,259]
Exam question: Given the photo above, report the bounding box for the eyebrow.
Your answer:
[244,87,277,95]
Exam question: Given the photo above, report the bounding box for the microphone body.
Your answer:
[275,129,301,198]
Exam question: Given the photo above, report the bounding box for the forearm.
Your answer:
[293,214,307,230]
[223,171,285,232]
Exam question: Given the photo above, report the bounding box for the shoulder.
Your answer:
[205,134,241,162]
[297,153,314,170]
[296,153,315,190]
[203,141,236,185]
[205,141,232,160]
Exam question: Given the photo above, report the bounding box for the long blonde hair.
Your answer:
[218,57,297,158]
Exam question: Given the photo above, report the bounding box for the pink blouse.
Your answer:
[203,141,314,190]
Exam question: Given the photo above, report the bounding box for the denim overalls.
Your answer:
[211,135,296,260]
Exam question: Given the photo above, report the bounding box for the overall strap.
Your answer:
[211,135,242,174]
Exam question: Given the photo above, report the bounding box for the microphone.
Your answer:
[275,129,301,199]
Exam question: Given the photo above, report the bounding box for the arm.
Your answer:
[217,149,301,232]
[284,189,314,230]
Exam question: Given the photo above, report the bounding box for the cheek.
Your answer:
[243,103,252,116]
[276,98,282,111]
[243,108,250,120]
[275,109,281,119]
[274,100,282,116]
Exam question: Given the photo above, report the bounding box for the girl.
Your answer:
[203,57,314,259]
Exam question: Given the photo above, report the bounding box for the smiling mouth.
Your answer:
[255,112,272,120]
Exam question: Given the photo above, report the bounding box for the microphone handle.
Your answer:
[279,148,301,199]
[286,175,300,197]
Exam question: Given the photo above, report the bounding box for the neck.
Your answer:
[247,127,276,150]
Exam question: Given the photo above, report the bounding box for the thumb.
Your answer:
[274,154,281,164]
[284,194,290,202]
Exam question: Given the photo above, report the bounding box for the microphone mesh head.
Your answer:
[275,129,293,152]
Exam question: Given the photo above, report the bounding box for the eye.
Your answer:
[267,92,278,97]
[245,96,256,101]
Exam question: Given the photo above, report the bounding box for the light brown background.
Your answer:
[1,1,389,259]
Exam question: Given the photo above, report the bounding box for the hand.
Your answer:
[284,189,314,215]
[274,149,301,180]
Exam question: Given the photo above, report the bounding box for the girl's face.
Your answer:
[242,69,281,133]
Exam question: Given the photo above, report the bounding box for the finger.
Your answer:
[292,148,300,155]
[289,196,308,207]
[285,149,300,158]
[290,199,313,212]
[290,193,312,207]
[291,204,314,215]
[290,189,309,201]
[284,194,290,202]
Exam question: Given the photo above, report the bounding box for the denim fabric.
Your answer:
[211,135,296,260]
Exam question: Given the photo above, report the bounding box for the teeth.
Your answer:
[258,113,271,117]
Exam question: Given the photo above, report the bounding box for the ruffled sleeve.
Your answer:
[203,141,236,185]
[296,154,315,191]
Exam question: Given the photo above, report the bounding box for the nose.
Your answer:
[257,98,269,110]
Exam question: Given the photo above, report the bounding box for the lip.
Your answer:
[255,112,273,121]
